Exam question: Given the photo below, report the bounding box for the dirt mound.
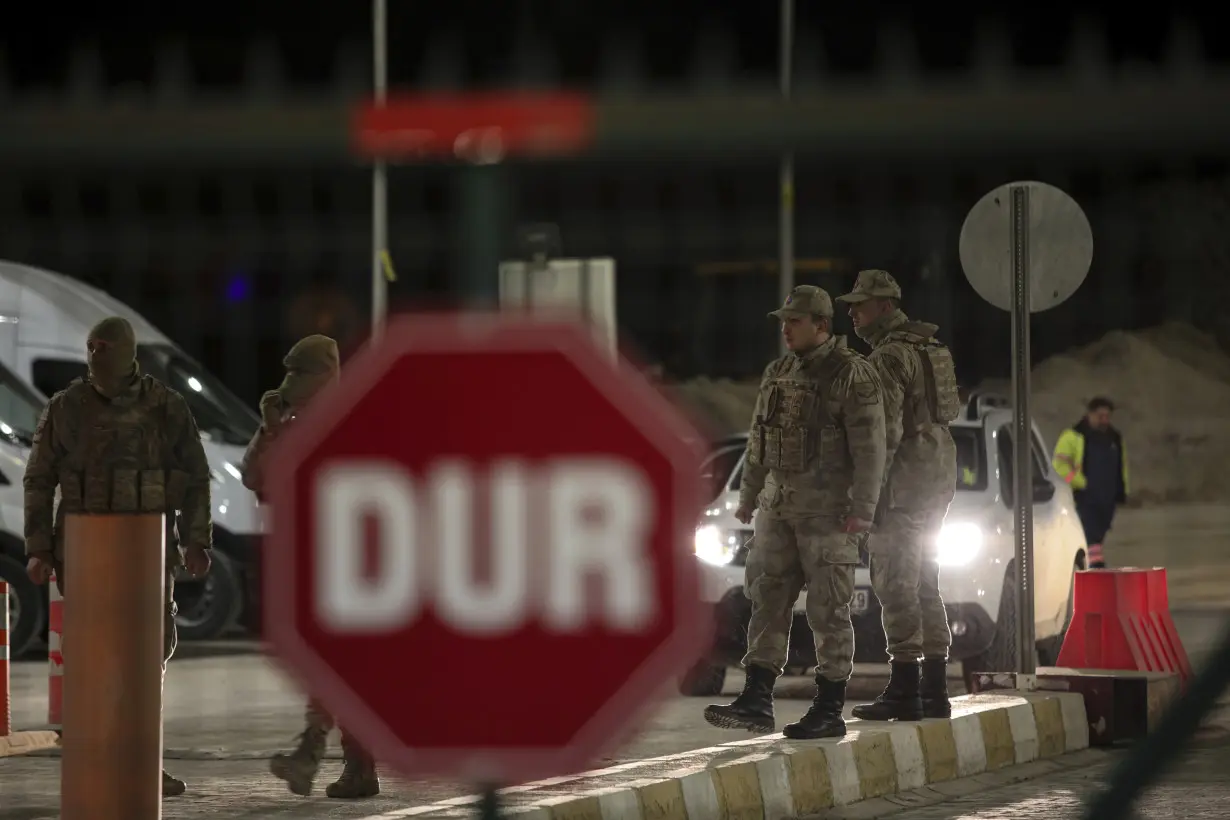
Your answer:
[674,323,1230,506]
[1028,323,1230,505]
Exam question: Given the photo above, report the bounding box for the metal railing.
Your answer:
[6,81,1230,166]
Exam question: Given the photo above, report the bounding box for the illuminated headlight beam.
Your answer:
[694,524,738,566]
[935,521,983,566]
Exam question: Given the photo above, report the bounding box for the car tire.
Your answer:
[1037,562,1078,667]
[174,549,242,642]
[0,552,44,659]
[962,564,1020,690]
[679,659,727,697]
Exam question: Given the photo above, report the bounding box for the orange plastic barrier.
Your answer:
[1056,567,1192,685]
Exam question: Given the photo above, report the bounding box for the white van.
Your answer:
[0,359,47,657]
[683,390,1089,696]
[0,260,261,642]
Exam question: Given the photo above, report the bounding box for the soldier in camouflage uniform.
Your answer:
[22,317,213,798]
[242,335,380,800]
[704,286,886,740]
[838,270,960,721]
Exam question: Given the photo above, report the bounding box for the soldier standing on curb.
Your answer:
[241,334,381,800]
[838,270,960,721]
[704,285,886,740]
[23,317,213,798]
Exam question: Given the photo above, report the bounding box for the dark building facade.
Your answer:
[2,4,1227,403]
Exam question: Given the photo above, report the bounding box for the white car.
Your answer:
[0,360,50,657]
[682,391,1088,696]
[0,260,263,642]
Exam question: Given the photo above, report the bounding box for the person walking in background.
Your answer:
[1052,397,1129,569]
[241,334,381,800]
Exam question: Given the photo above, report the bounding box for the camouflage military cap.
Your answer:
[836,269,902,303]
[283,334,340,375]
[768,285,834,320]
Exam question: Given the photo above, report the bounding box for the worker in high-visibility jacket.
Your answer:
[1051,396,1129,569]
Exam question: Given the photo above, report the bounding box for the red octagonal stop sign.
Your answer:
[264,314,708,785]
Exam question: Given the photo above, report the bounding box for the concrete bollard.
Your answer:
[60,513,165,820]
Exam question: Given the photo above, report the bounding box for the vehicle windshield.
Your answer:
[136,344,259,447]
[0,361,47,448]
[953,426,988,491]
[719,427,988,494]
[701,442,744,500]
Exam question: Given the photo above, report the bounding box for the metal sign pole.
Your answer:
[371,0,389,337]
[958,179,1093,682]
[454,164,506,307]
[777,0,795,356]
[1009,185,1037,677]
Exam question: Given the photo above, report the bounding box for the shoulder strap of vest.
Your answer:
[769,355,792,379]
[65,381,94,463]
[143,376,170,408]
[808,344,857,385]
[145,379,177,464]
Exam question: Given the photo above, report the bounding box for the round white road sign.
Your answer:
[958,180,1094,313]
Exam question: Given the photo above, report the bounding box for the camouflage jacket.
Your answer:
[240,409,293,503]
[739,335,886,521]
[863,311,958,508]
[23,373,213,560]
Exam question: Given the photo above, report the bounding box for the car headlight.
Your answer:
[694,525,739,566]
[936,521,983,566]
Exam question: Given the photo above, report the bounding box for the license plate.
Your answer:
[852,588,871,615]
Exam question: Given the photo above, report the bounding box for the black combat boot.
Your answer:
[162,769,186,797]
[851,661,924,721]
[703,664,777,733]
[270,725,328,796]
[920,657,952,718]
[326,734,381,799]
[783,675,848,740]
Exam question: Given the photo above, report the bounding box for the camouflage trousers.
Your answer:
[866,498,952,663]
[742,513,858,683]
[305,698,364,752]
[54,561,179,668]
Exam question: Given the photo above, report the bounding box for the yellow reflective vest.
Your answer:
[1051,424,1129,498]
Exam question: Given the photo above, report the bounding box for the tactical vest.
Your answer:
[884,323,960,432]
[56,377,191,515]
[749,345,859,473]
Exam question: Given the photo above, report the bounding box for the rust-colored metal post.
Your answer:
[60,513,165,820]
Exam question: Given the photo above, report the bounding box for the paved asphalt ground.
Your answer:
[2,504,1228,818]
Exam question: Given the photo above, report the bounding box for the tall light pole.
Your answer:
[779,0,795,354]
[372,0,389,337]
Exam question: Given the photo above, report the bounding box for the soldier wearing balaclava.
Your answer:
[23,316,214,798]
[86,316,139,398]
[240,334,340,500]
[240,335,379,800]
